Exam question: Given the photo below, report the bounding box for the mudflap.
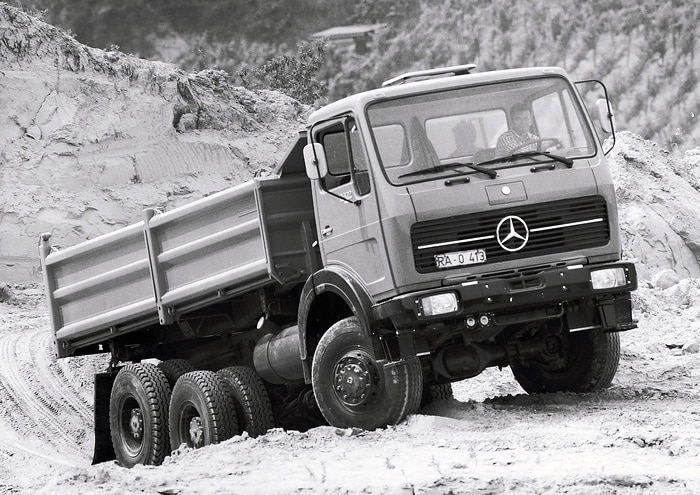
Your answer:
[92,371,117,464]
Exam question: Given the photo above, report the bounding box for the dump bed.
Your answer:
[40,172,317,358]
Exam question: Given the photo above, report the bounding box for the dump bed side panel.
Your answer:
[41,180,272,357]
[147,180,269,322]
[41,222,157,357]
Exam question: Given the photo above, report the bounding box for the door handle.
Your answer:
[321,226,333,237]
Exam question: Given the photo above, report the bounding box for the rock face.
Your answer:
[0,5,308,282]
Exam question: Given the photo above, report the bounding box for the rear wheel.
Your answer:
[109,363,171,467]
[218,366,275,437]
[169,371,238,450]
[158,359,196,387]
[311,317,423,429]
[511,329,620,393]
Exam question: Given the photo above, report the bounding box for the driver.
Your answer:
[495,103,538,157]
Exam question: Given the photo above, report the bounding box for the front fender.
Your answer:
[297,266,378,381]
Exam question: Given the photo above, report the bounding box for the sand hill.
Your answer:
[1,4,308,282]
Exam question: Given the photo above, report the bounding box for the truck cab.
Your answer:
[298,65,636,426]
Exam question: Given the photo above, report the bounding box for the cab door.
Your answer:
[311,116,394,298]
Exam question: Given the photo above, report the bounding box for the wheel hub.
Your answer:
[333,351,376,406]
[129,408,144,439]
[188,416,204,448]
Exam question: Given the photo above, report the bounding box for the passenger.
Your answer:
[495,103,538,157]
[449,120,477,158]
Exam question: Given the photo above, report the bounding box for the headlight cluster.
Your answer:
[590,267,627,290]
[419,292,459,316]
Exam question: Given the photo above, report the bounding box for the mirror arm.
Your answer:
[307,121,321,174]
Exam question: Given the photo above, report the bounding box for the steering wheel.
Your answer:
[509,137,563,153]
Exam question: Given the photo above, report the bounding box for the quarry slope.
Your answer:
[1,4,308,282]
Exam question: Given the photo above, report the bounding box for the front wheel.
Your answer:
[511,330,620,393]
[420,382,454,408]
[311,317,423,429]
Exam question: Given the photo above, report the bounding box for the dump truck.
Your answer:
[39,65,637,468]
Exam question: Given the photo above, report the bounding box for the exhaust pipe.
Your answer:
[253,320,304,385]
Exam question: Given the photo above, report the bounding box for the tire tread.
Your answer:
[312,317,423,429]
[218,366,275,437]
[109,362,171,467]
[169,370,238,449]
[511,329,621,394]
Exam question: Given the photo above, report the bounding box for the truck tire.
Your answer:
[109,363,172,467]
[218,366,275,438]
[158,359,196,387]
[511,329,620,393]
[311,317,423,430]
[168,370,238,450]
[420,382,454,408]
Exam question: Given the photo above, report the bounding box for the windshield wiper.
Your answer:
[514,151,574,167]
[478,151,574,168]
[399,161,497,179]
[451,161,498,178]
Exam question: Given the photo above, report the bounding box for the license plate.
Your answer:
[435,249,486,269]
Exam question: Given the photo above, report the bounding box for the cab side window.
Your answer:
[321,128,351,189]
[319,117,371,196]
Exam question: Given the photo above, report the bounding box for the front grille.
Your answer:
[411,196,610,273]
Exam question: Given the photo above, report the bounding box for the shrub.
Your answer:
[239,40,327,105]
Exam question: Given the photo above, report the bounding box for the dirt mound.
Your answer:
[0,4,308,282]
[608,132,700,281]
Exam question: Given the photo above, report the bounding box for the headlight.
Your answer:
[420,292,459,316]
[591,267,627,290]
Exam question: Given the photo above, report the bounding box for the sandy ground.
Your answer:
[2,133,698,494]
[0,279,699,495]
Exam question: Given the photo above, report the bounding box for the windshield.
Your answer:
[367,76,596,186]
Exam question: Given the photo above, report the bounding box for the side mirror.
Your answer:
[303,143,328,180]
[596,98,615,134]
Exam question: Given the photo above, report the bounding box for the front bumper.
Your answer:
[373,262,637,333]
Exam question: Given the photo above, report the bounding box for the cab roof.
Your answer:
[307,66,570,126]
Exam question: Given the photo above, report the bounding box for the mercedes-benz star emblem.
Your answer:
[496,215,529,252]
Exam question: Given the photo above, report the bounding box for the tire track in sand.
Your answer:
[0,327,92,465]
